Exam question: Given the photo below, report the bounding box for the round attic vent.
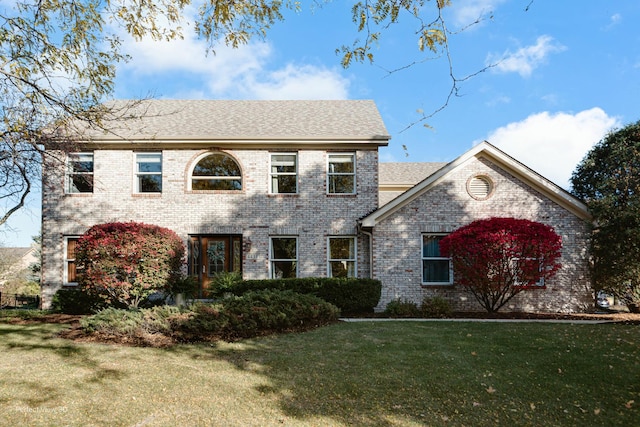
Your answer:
[467,175,494,200]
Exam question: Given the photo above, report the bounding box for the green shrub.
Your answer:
[209,271,242,298]
[167,276,200,300]
[384,298,421,318]
[51,288,107,314]
[79,290,340,344]
[229,277,381,314]
[420,296,452,318]
[81,305,184,336]
[221,290,340,339]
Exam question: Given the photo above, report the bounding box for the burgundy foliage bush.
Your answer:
[439,217,562,313]
[75,222,185,308]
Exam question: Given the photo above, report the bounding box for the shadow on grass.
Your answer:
[165,321,640,427]
[0,322,129,409]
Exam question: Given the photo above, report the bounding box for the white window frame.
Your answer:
[511,257,546,288]
[64,236,81,286]
[66,152,94,194]
[189,152,243,191]
[270,152,298,194]
[269,236,298,279]
[135,152,162,193]
[327,236,357,278]
[327,153,356,194]
[421,234,453,285]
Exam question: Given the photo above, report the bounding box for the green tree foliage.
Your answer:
[1,0,454,227]
[75,222,185,308]
[440,217,562,313]
[571,120,640,312]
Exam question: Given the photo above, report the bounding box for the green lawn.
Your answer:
[0,319,638,426]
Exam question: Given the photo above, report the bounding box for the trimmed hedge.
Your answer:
[228,277,382,314]
[51,288,108,315]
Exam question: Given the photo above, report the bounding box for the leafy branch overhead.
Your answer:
[0,0,459,228]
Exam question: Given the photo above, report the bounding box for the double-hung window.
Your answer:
[135,152,162,193]
[270,153,297,194]
[422,234,452,284]
[64,237,81,285]
[512,258,545,287]
[327,153,355,194]
[328,237,357,278]
[67,153,94,193]
[270,237,297,278]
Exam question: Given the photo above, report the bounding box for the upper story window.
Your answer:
[327,153,355,194]
[270,153,297,194]
[191,153,242,191]
[422,234,452,285]
[135,152,162,193]
[328,236,357,278]
[66,153,94,193]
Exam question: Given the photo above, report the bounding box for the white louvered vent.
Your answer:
[467,175,493,200]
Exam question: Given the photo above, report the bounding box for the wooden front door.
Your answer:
[189,235,242,297]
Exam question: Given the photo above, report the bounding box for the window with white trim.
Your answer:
[270,237,298,278]
[328,237,357,278]
[270,153,297,193]
[191,153,242,190]
[512,257,545,287]
[66,153,93,193]
[422,234,452,284]
[135,152,162,193]
[327,153,355,194]
[64,237,81,285]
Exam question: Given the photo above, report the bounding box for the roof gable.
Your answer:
[362,141,591,227]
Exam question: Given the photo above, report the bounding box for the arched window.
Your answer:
[191,153,242,190]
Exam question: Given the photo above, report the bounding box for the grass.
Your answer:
[0,318,638,426]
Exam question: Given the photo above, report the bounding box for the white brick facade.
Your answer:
[366,145,593,313]
[41,148,380,307]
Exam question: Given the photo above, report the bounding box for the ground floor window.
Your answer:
[270,237,297,278]
[64,237,81,285]
[422,234,452,284]
[328,236,356,278]
[512,257,545,287]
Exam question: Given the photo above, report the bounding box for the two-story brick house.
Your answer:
[40,100,593,312]
[40,100,389,307]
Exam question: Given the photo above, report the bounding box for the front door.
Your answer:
[189,235,242,297]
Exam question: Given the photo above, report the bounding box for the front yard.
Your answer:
[0,316,638,426]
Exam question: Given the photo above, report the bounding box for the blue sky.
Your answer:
[2,0,639,246]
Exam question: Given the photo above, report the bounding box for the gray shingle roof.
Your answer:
[77,100,390,143]
[379,162,447,185]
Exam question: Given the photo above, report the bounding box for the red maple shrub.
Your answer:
[75,222,185,308]
[439,217,562,313]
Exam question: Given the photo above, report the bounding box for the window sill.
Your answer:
[64,193,93,196]
[326,193,357,197]
[133,193,162,198]
[421,283,454,288]
[268,193,299,197]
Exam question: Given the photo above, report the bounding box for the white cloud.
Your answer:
[477,108,620,190]
[486,35,566,77]
[450,0,507,28]
[116,21,349,100]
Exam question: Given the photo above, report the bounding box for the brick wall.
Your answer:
[40,148,379,308]
[372,156,592,313]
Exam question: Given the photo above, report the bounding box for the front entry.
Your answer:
[188,235,242,297]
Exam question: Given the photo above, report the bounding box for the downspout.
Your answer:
[358,222,374,279]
